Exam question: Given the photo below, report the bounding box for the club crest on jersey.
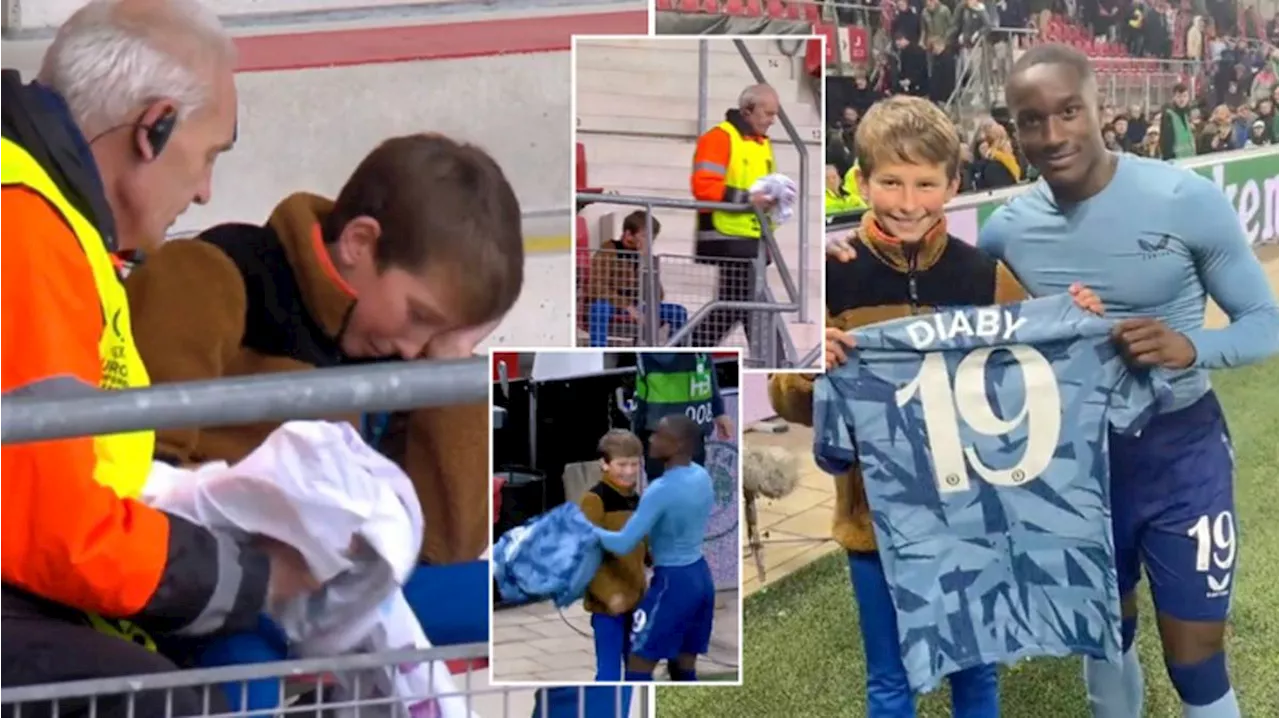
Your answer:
[905,307,1027,350]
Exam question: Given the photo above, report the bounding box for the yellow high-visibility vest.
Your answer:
[711,121,776,239]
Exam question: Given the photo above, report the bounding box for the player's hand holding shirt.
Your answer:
[814,294,1174,692]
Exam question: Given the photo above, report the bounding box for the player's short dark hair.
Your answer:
[661,414,704,455]
[1010,43,1094,83]
[1173,82,1189,94]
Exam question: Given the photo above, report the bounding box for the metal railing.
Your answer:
[0,643,650,717]
[577,193,801,368]
[1090,57,1205,109]
[1,357,489,444]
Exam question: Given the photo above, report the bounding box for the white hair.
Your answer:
[38,0,236,136]
[738,84,778,112]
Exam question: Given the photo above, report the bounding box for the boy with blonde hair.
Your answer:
[579,429,648,681]
[776,95,1101,716]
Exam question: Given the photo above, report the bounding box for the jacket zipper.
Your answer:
[906,246,921,314]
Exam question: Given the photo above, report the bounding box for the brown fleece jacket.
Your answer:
[125,192,490,564]
[769,213,1027,553]
[586,239,663,307]
[578,475,647,615]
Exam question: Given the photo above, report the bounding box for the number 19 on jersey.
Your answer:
[896,345,1063,494]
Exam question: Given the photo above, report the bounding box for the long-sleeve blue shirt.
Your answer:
[594,462,714,568]
[979,153,1279,411]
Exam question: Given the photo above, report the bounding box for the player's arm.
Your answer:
[594,481,671,555]
[691,127,732,202]
[123,238,247,465]
[578,492,625,605]
[1176,175,1280,368]
[1,188,269,634]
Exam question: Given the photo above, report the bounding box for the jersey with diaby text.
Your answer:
[814,294,1172,691]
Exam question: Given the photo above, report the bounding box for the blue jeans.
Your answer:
[848,552,1000,718]
[587,299,688,347]
[196,560,491,712]
[591,612,632,681]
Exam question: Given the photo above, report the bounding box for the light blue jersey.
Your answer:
[814,294,1173,692]
[595,463,715,567]
[494,503,603,608]
[980,153,1279,411]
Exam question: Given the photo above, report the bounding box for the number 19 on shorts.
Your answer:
[896,345,1063,494]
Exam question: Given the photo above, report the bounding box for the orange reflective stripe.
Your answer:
[691,126,731,202]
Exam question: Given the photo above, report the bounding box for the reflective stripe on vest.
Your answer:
[2,138,160,651]
[0,137,155,499]
[710,121,775,239]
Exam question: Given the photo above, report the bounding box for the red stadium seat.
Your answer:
[575,142,587,190]
[679,0,699,12]
[800,2,819,22]
[700,0,718,12]
[765,0,786,18]
[744,0,762,15]
[724,0,745,14]
[655,0,674,8]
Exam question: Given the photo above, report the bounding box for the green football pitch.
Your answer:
[657,361,1279,718]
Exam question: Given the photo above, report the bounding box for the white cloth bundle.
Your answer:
[145,421,476,718]
[749,172,799,225]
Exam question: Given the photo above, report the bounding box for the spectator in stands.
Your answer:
[1250,61,1276,104]
[585,211,689,347]
[848,74,885,117]
[1102,123,1123,150]
[1139,124,1164,155]
[1112,116,1133,150]
[921,0,953,49]
[689,83,787,352]
[1231,103,1256,147]
[826,164,866,215]
[953,0,993,93]
[891,0,924,45]
[1198,102,1238,152]
[1159,83,1198,158]
[125,134,521,711]
[1187,15,1206,61]
[1221,75,1246,108]
[1124,103,1151,145]
[973,121,1022,188]
[928,37,959,103]
[892,34,932,96]
[1256,96,1277,142]
[1246,118,1273,145]
[0,2,318,714]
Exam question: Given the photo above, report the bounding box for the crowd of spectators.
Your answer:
[823,0,1277,207]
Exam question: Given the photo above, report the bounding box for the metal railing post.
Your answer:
[644,205,660,345]
[733,38,810,325]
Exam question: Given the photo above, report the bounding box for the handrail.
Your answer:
[576,192,801,367]
[733,38,811,325]
[1,357,489,444]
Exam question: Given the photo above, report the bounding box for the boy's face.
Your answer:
[335,217,477,359]
[859,160,957,242]
[621,227,649,251]
[601,456,642,487]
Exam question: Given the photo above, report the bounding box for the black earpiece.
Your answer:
[144,109,177,158]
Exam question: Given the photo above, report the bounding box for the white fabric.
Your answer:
[749,173,798,225]
[144,421,475,718]
[531,351,605,381]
